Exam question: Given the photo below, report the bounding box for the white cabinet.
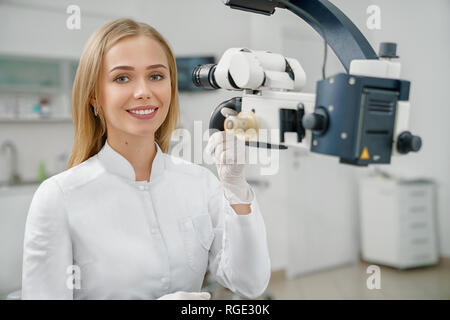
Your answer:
[0,55,76,121]
[0,184,39,298]
[359,176,439,269]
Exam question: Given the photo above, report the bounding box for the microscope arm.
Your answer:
[223,0,378,71]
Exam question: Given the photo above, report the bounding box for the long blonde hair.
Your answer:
[67,18,179,169]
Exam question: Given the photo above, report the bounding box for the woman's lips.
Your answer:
[126,107,159,120]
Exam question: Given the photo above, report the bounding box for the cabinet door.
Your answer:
[398,184,438,265]
[0,57,61,89]
[0,184,39,297]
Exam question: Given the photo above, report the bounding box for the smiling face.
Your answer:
[94,34,171,140]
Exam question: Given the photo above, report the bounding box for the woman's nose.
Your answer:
[134,78,152,100]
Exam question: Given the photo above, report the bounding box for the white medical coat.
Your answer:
[21,140,271,299]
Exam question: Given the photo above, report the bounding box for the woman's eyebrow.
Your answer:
[109,64,167,73]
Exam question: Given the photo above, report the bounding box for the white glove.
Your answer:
[157,291,211,300]
[205,131,254,204]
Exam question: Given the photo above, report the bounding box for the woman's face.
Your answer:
[94,35,171,139]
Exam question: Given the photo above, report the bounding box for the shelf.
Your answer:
[0,117,72,123]
[0,85,69,95]
[0,55,77,119]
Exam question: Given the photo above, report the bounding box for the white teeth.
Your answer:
[129,109,155,115]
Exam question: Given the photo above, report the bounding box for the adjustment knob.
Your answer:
[397,131,422,154]
[302,108,328,134]
[379,42,399,58]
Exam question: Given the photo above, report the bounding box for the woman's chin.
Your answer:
[118,126,156,138]
[130,130,156,138]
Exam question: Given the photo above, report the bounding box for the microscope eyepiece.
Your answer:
[192,64,220,89]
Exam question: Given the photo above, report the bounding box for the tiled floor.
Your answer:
[206,258,450,300]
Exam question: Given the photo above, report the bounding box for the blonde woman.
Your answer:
[21,18,270,300]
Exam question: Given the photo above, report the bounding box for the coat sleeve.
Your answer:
[21,178,73,300]
[204,168,271,299]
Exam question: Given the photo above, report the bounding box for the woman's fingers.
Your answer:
[214,142,225,163]
[180,291,211,300]
[215,137,238,165]
[220,148,237,165]
[157,291,211,300]
[193,292,211,300]
[205,131,246,165]
[205,131,224,159]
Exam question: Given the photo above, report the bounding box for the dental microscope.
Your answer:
[192,0,422,166]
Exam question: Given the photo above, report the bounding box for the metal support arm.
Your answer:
[223,0,378,72]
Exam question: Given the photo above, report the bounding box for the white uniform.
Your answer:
[21,140,271,299]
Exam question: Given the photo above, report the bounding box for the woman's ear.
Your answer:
[89,97,96,108]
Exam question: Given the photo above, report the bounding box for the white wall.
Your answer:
[0,0,252,59]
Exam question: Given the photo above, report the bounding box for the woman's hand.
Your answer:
[157,291,211,300]
[205,131,254,208]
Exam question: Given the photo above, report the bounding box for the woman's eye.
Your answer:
[114,75,129,83]
[150,74,164,81]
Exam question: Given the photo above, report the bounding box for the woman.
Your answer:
[21,18,270,300]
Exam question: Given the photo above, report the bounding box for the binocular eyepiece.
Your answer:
[192,64,220,89]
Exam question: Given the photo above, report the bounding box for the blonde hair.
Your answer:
[67,18,179,169]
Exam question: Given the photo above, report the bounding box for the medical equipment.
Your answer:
[192,0,422,166]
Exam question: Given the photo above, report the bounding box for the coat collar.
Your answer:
[97,139,165,183]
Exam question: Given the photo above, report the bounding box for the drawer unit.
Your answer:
[359,176,438,269]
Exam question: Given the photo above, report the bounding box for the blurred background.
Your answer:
[0,0,449,299]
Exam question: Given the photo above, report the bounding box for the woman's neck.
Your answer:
[107,132,156,182]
